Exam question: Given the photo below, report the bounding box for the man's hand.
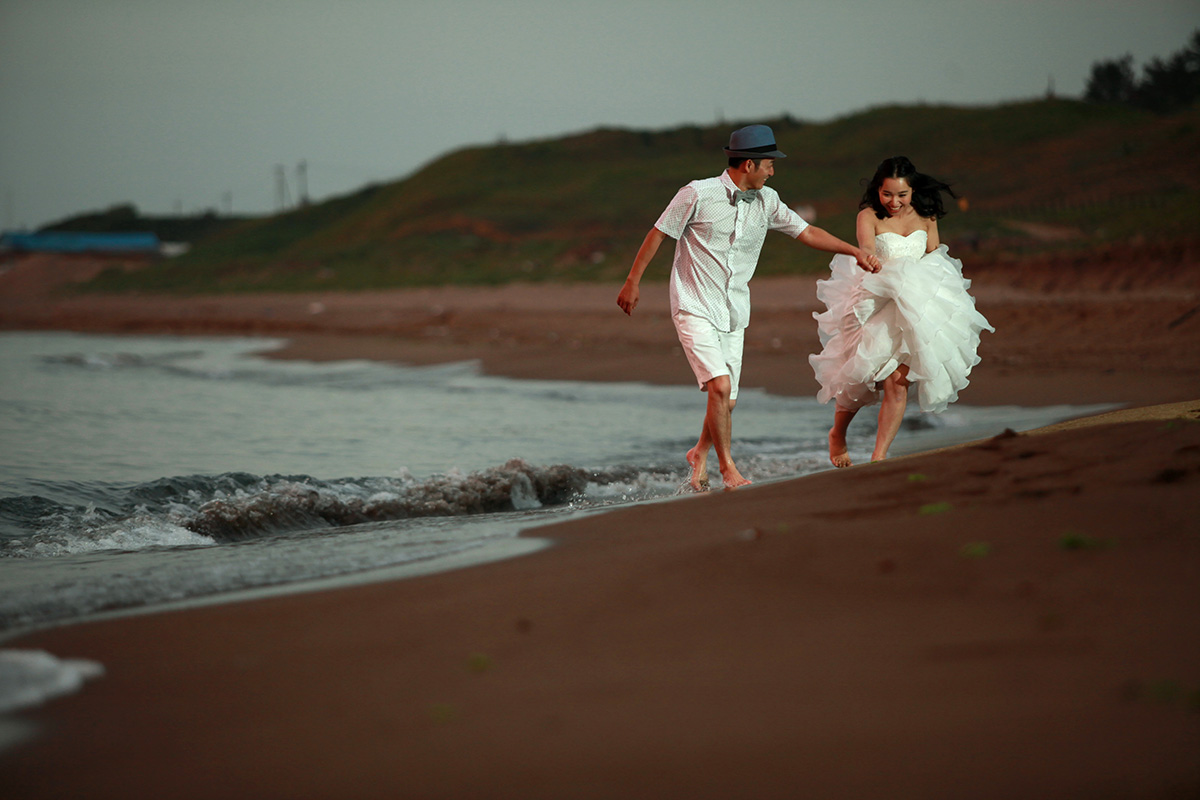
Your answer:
[617,279,640,315]
[798,226,881,274]
[618,228,665,315]
[856,249,881,273]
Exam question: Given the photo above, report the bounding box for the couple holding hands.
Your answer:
[617,125,993,489]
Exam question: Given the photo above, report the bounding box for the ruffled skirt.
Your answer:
[808,245,994,413]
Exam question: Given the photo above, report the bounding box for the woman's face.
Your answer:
[878,177,912,216]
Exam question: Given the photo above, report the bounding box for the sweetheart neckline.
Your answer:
[876,230,926,239]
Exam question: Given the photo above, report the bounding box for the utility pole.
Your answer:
[275,165,291,211]
[296,160,309,206]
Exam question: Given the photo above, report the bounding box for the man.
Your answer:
[617,124,879,490]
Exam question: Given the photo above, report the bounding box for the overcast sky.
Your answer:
[1,0,1197,229]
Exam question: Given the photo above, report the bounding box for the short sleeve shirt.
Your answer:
[655,170,809,332]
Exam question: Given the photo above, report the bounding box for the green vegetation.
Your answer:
[466,653,494,674]
[1057,531,1117,551]
[918,501,953,516]
[959,542,992,559]
[78,99,1200,294]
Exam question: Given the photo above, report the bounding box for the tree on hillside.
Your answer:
[1085,29,1200,113]
[1137,30,1200,113]
[1083,55,1137,105]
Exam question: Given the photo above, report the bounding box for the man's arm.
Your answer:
[617,227,668,315]
[797,225,881,273]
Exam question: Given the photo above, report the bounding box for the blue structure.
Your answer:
[1,231,161,254]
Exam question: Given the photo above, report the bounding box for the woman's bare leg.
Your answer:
[872,365,911,462]
[829,405,858,468]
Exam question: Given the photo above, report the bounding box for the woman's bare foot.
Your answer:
[829,429,853,468]
[686,446,710,491]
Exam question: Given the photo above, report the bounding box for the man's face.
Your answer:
[745,159,775,189]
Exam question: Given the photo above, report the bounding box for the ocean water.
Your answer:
[0,331,1107,645]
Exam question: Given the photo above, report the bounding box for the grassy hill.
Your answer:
[84,98,1200,293]
[38,203,253,244]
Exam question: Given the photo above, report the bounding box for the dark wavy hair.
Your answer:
[860,156,958,220]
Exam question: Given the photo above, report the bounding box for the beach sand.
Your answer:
[1,254,1199,797]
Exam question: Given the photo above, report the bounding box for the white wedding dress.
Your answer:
[809,230,993,413]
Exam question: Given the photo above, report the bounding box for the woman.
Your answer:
[809,156,994,467]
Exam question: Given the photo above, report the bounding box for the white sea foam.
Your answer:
[0,649,104,715]
[4,516,216,559]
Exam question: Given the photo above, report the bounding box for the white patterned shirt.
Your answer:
[655,170,809,332]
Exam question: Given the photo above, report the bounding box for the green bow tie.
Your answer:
[733,189,759,204]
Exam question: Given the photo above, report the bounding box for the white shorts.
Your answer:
[673,311,745,401]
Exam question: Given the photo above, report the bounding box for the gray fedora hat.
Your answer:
[723,124,787,158]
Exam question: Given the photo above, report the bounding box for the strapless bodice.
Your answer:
[875,230,927,261]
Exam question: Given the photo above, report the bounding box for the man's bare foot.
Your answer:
[829,429,852,468]
[686,446,710,490]
[720,465,752,490]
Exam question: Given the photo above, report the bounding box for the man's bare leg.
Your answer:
[872,366,910,462]
[829,405,858,468]
[704,376,750,489]
[686,395,741,490]
[686,429,711,491]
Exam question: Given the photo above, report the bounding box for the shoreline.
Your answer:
[0,399,1189,640]
[0,396,1109,646]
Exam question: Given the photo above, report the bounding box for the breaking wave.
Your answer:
[0,460,593,558]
